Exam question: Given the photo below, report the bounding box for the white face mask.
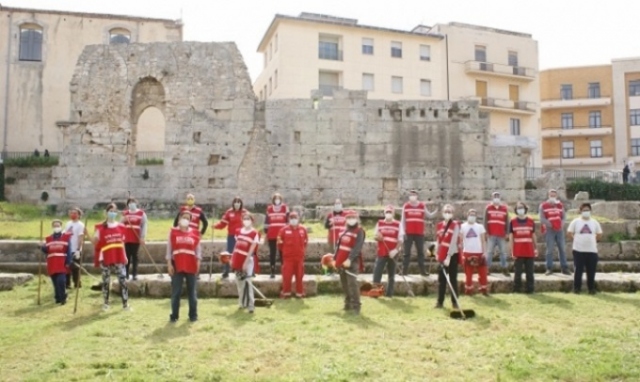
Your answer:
[334,204,342,212]
[516,208,525,216]
[384,212,393,220]
[243,220,252,228]
[274,199,281,206]
[128,203,137,210]
[234,203,241,210]
[581,211,591,219]
[549,197,557,204]
[346,218,358,226]
[409,195,418,202]
[493,198,500,204]
[179,219,190,228]
[468,216,476,224]
[289,219,299,226]
[443,212,453,221]
[53,226,62,234]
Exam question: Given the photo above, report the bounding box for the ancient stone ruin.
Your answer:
[14,42,526,208]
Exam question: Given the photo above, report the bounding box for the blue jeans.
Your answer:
[51,273,67,303]
[486,236,507,269]
[545,230,568,271]
[223,235,236,275]
[171,272,198,321]
[373,257,396,297]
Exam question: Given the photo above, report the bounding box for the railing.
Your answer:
[135,151,164,160]
[465,60,536,79]
[318,85,343,96]
[318,48,343,61]
[525,167,623,183]
[1,151,61,160]
[479,97,536,113]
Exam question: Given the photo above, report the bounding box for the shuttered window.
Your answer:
[19,26,43,62]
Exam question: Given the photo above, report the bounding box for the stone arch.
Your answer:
[130,77,166,165]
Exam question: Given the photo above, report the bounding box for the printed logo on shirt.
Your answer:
[579,224,593,234]
[466,228,478,238]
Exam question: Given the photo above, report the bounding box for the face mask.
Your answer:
[581,211,591,218]
[289,219,299,226]
[234,203,241,210]
[409,195,418,202]
[179,219,190,228]
[384,213,393,220]
[243,219,252,228]
[69,212,78,220]
[549,197,557,204]
[274,199,281,206]
[468,216,476,224]
[107,211,117,220]
[53,227,62,234]
[443,213,453,221]
[346,218,358,226]
[493,198,500,204]
[516,208,525,216]
[334,204,342,212]
[186,199,195,206]
[128,203,137,210]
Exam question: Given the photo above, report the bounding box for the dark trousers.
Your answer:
[573,250,598,292]
[437,253,459,305]
[403,234,426,274]
[125,243,140,278]
[513,257,535,293]
[373,256,396,297]
[66,263,80,288]
[268,239,281,270]
[223,235,236,275]
[51,273,67,303]
[171,272,198,321]
[339,261,361,312]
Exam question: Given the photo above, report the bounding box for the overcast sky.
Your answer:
[8,0,640,81]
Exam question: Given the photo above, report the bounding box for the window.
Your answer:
[391,76,403,94]
[19,24,43,61]
[632,139,640,156]
[631,109,640,126]
[562,141,575,159]
[274,34,278,52]
[109,28,130,44]
[274,70,278,89]
[263,53,267,68]
[259,90,263,101]
[362,38,374,55]
[508,51,518,66]
[319,70,341,96]
[629,80,640,96]
[561,113,574,129]
[561,84,573,100]
[474,45,486,62]
[319,35,341,60]
[268,77,272,95]
[590,140,603,158]
[588,82,600,98]
[362,73,374,91]
[510,118,521,136]
[420,79,431,96]
[263,85,267,99]
[589,111,602,128]
[420,45,431,61]
[391,41,402,58]
[269,43,273,61]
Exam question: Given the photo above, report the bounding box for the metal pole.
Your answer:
[2,11,13,160]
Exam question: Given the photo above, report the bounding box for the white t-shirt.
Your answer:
[460,222,486,253]
[567,218,602,253]
[64,220,85,252]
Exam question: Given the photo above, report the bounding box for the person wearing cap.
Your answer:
[567,203,603,294]
[460,209,489,296]
[435,204,461,309]
[64,206,85,289]
[372,205,402,297]
[539,189,571,275]
[334,210,365,314]
[231,212,260,313]
[324,198,348,253]
[215,196,248,279]
[401,190,438,276]
[167,210,202,322]
[265,192,290,279]
[173,193,209,237]
[121,197,148,280]
[510,201,537,294]
[277,211,308,298]
[484,191,510,276]
[40,219,73,304]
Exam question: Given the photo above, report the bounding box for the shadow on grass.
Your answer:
[59,309,117,331]
[525,293,573,308]
[146,321,191,343]
[277,299,310,314]
[592,292,640,308]
[374,297,419,314]
[324,311,385,329]
[12,300,59,316]
[470,295,512,309]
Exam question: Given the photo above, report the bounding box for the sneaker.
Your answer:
[222,272,229,279]
[545,270,553,276]
[295,294,306,299]
[189,317,198,322]
[248,309,254,314]
[169,316,178,323]
[420,271,429,277]
[102,304,110,311]
[562,269,572,276]
[434,302,444,309]
[60,300,67,305]
[502,269,510,277]
[123,304,132,312]
[132,276,138,281]
[270,273,275,279]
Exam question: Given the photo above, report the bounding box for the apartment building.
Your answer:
[612,58,640,169]
[254,13,541,166]
[0,5,182,157]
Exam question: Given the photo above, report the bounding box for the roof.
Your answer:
[0,4,181,25]
[437,22,532,38]
[257,12,444,51]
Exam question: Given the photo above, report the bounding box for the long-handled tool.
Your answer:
[73,215,89,314]
[381,239,414,297]
[37,220,43,305]
[247,278,274,307]
[441,264,475,320]
[208,228,215,281]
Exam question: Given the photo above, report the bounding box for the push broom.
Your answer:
[441,264,475,320]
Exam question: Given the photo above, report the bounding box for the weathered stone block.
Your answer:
[0,273,34,291]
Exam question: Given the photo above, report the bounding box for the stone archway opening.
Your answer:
[130,77,165,165]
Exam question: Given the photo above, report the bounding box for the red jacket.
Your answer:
[97,224,127,266]
[122,209,144,243]
[44,233,71,275]
[180,205,203,233]
[436,220,460,262]
[485,204,508,237]
[266,204,289,240]
[376,220,400,257]
[169,227,200,274]
[403,202,426,235]
[231,228,259,271]
[326,211,348,244]
[277,225,308,260]
[334,227,363,268]
[511,217,536,258]
[215,208,248,236]
[540,201,564,233]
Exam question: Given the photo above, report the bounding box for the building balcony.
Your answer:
[540,97,611,109]
[464,61,536,82]
[318,49,343,61]
[318,84,343,96]
[490,134,537,150]
[541,126,613,138]
[542,156,614,167]
[473,97,537,115]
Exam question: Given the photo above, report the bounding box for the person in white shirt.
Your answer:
[567,203,603,295]
[459,209,489,296]
[64,207,85,289]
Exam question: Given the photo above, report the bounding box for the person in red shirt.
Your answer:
[121,197,148,280]
[539,189,570,275]
[435,204,461,309]
[214,196,248,279]
[173,193,209,236]
[334,210,365,314]
[277,211,308,298]
[231,212,260,313]
[484,191,509,276]
[373,205,402,297]
[167,210,202,323]
[510,201,537,293]
[324,198,348,253]
[401,190,438,276]
[264,192,289,278]
[40,219,72,304]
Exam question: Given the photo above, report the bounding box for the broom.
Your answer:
[247,278,274,308]
[441,263,475,320]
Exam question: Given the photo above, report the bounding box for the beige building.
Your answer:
[0,5,182,157]
[254,13,541,166]
[612,58,640,172]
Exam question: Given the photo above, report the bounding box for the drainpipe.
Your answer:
[2,11,13,159]
[445,34,450,101]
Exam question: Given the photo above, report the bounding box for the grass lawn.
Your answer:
[1,282,640,381]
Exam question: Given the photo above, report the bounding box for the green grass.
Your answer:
[1,283,640,381]
[3,156,59,167]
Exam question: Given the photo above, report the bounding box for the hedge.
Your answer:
[567,178,640,201]
[4,156,59,168]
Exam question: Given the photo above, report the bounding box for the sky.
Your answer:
[7,0,640,82]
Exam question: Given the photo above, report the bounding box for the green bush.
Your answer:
[567,179,640,201]
[136,158,163,166]
[524,180,537,190]
[4,156,59,167]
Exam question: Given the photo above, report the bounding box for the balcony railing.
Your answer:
[541,126,613,138]
[135,151,164,160]
[318,49,343,61]
[540,97,611,109]
[1,151,61,160]
[465,61,536,81]
[478,97,537,114]
[525,167,621,182]
[318,84,343,96]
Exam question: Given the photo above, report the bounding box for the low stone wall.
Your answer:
[0,273,33,291]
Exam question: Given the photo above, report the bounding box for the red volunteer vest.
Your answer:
[278,225,308,260]
[231,228,259,271]
[170,228,200,274]
[511,217,536,258]
[436,220,460,262]
[334,227,363,268]
[485,204,508,237]
[215,208,247,236]
[403,202,426,235]
[327,211,347,244]
[180,205,203,232]
[97,224,127,266]
[541,201,564,232]
[45,233,71,276]
[377,219,400,257]
[266,204,289,240]
[122,209,144,243]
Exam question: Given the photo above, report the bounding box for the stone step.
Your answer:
[0,273,33,291]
